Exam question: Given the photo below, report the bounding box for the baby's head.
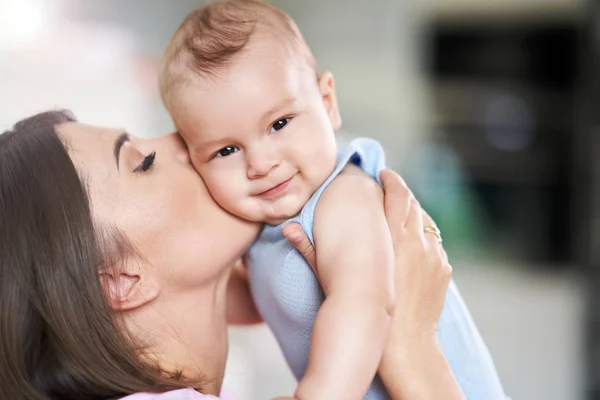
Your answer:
[160,0,341,225]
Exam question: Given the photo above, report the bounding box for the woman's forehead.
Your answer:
[58,122,125,148]
[56,122,124,190]
[58,123,129,164]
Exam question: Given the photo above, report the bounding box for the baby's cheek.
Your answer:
[202,171,235,200]
[211,182,248,217]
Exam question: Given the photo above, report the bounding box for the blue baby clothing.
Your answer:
[247,138,506,399]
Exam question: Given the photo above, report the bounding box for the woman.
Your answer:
[0,110,463,400]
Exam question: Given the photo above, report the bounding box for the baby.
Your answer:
[159,1,506,399]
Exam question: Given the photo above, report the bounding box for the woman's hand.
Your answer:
[376,169,464,400]
[378,168,451,342]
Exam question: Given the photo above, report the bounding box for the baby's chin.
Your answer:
[253,202,305,226]
[227,193,309,226]
[259,206,303,226]
[264,213,299,226]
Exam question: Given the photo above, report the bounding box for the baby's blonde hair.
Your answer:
[159,0,316,112]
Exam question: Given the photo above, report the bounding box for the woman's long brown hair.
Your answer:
[0,111,201,399]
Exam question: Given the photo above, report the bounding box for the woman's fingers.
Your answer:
[421,210,440,245]
[421,210,448,262]
[405,196,423,233]
[380,169,412,238]
[282,223,317,270]
[421,209,436,228]
[423,226,442,252]
[420,211,452,284]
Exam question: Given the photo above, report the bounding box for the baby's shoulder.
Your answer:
[314,163,383,223]
[325,163,382,198]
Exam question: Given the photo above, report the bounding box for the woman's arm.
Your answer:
[282,169,465,400]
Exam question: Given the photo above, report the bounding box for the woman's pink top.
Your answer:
[120,388,236,400]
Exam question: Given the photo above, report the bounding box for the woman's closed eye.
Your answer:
[214,146,239,158]
[270,117,291,133]
[133,151,156,172]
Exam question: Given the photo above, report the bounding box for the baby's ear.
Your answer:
[318,71,342,130]
[99,261,160,311]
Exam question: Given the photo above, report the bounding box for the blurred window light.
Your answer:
[0,0,53,49]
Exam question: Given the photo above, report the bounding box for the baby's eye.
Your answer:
[216,146,239,158]
[270,118,290,133]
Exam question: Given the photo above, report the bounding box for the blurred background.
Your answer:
[1,0,598,398]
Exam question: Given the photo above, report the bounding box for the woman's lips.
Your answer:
[258,176,294,198]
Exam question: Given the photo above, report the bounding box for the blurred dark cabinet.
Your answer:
[427,19,580,262]
[580,2,600,399]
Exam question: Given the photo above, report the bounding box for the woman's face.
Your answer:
[58,122,261,291]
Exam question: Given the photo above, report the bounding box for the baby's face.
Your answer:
[173,40,340,225]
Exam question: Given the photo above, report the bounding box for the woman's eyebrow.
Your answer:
[113,132,130,170]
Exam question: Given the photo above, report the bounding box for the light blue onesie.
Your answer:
[247,138,507,400]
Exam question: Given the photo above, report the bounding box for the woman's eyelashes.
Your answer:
[133,151,156,173]
[270,117,291,133]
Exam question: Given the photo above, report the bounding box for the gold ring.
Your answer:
[424,225,442,243]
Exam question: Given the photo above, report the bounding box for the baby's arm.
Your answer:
[226,262,263,325]
[295,166,395,400]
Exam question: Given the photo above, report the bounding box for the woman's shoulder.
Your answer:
[120,388,221,400]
